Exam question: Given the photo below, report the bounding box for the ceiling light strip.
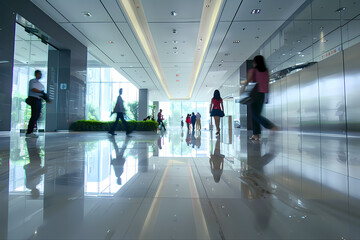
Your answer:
[118,0,172,99]
[187,0,224,99]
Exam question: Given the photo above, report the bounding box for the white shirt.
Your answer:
[28,78,44,99]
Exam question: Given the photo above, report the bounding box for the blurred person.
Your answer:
[157,109,166,131]
[191,112,196,132]
[196,112,201,130]
[109,88,131,135]
[244,55,278,141]
[25,70,51,138]
[209,90,224,136]
[181,116,184,129]
[186,114,191,131]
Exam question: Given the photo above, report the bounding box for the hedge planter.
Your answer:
[69,120,159,132]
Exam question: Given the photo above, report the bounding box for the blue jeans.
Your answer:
[250,93,274,135]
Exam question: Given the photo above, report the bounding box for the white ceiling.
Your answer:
[31,0,307,101]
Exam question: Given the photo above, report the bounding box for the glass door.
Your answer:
[11,23,49,131]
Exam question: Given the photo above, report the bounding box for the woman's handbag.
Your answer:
[239,83,258,105]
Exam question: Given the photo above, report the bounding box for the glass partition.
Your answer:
[11,23,48,131]
[86,67,139,121]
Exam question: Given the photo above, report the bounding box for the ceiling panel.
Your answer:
[46,0,112,22]
[73,22,140,63]
[31,0,69,22]
[141,0,204,22]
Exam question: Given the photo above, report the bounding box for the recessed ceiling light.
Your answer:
[221,60,224,63]
[282,53,286,56]
[297,51,302,54]
[218,64,222,67]
[82,12,92,17]
[297,40,301,43]
[108,41,114,44]
[255,36,259,39]
[173,47,177,50]
[321,39,328,43]
[174,51,178,54]
[233,40,240,43]
[164,41,168,43]
[143,81,146,83]
[172,29,177,34]
[251,9,261,14]
[121,54,124,57]
[335,7,346,12]
[173,40,178,44]
[171,11,177,16]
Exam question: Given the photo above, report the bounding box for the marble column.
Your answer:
[138,89,148,121]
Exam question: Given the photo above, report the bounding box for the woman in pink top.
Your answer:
[210,89,225,135]
[245,55,278,140]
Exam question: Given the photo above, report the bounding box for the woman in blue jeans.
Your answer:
[245,55,278,140]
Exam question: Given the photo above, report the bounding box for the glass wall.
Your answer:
[11,23,48,131]
[158,101,211,129]
[86,67,139,121]
[260,0,360,74]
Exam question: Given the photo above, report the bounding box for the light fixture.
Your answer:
[297,51,302,54]
[335,7,346,12]
[171,11,177,16]
[119,0,171,99]
[108,41,114,44]
[174,51,178,54]
[224,53,230,56]
[297,40,301,43]
[321,39,328,43]
[187,0,224,99]
[173,47,177,49]
[173,40,178,44]
[251,9,261,14]
[172,29,177,34]
[233,40,240,43]
[82,12,92,17]
[255,36,259,39]
[300,54,305,57]
[282,53,286,56]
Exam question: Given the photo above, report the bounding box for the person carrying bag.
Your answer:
[243,55,278,141]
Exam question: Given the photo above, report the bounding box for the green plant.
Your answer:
[87,103,99,120]
[69,120,159,132]
[149,104,156,120]
[128,101,139,120]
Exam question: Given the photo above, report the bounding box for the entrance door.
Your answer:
[11,23,49,131]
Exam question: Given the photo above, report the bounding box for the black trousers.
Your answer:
[158,120,166,130]
[110,112,128,133]
[250,92,274,135]
[27,97,42,134]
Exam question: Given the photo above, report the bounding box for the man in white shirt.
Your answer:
[26,70,50,138]
[196,112,201,131]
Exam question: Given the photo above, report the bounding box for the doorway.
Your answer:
[11,23,49,131]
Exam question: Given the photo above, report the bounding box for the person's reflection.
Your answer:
[186,130,191,146]
[209,137,225,183]
[196,133,201,148]
[109,136,130,185]
[191,130,197,148]
[240,132,279,231]
[24,138,45,199]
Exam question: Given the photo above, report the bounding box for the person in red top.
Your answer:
[186,114,191,131]
[157,109,166,131]
[245,55,278,141]
[209,90,225,135]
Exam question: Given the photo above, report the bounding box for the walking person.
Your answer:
[26,70,51,138]
[108,88,131,135]
[186,114,191,131]
[157,109,166,131]
[191,112,196,132]
[196,112,201,130]
[209,90,225,136]
[245,55,278,141]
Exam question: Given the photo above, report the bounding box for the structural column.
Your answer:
[138,89,148,121]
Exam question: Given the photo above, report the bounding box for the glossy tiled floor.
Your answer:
[0,128,360,239]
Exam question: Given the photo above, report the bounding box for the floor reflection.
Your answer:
[1,128,359,239]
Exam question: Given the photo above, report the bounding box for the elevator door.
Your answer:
[11,23,49,131]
